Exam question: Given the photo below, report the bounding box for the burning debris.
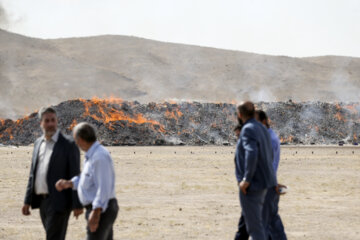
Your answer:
[0,99,360,146]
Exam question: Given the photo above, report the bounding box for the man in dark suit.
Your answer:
[233,123,250,240]
[22,107,83,240]
[235,102,277,240]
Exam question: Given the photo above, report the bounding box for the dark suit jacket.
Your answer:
[24,131,83,212]
[235,118,277,191]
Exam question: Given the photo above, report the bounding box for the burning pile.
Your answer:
[0,99,359,146]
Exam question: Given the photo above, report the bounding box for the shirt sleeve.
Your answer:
[92,155,113,212]
[71,176,80,190]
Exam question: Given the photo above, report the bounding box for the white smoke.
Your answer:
[329,57,358,102]
[164,136,184,145]
[328,57,360,140]
[0,3,8,29]
[0,100,17,120]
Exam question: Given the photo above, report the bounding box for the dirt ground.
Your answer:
[0,145,359,240]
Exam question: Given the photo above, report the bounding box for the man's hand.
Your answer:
[22,204,31,216]
[73,208,83,219]
[55,179,73,192]
[88,208,102,232]
[239,181,250,195]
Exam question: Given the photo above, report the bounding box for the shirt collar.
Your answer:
[243,118,255,125]
[51,129,60,142]
[41,129,60,143]
[85,141,100,161]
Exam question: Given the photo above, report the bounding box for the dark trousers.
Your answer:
[239,189,267,240]
[39,197,71,240]
[85,198,119,240]
[236,187,287,240]
[234,214,249,240]
[263,187,287,240]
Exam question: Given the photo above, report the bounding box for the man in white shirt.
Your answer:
[22,107,83,240]
[56,122,118,240]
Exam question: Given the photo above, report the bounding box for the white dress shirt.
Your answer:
[71,141,116,212]
[34,130,60,194]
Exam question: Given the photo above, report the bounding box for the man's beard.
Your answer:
[43,127,57,138]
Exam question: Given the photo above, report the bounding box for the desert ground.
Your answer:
[0,145,359,240]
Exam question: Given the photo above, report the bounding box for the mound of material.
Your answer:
[0,99,359,146]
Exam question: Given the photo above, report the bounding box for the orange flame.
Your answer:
[334,112,346,122]
[0,119,14,140]
[335,103,341,110]
[0,127,14,140]
[164,109,183,120]
[280,135,293,143]
[69,119,78,131]
[230,99,237,105]
[15,115,30,126]
[345,104,359,115]
[107,96,124,105]
[78,98,165,132]
[176,110,183,117]
[354,133,358,141]
[165,110,177,119]
[168,100,178,104]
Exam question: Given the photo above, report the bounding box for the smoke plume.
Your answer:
[0,3,8,29]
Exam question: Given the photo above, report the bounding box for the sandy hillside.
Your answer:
[0,146,359,240]
[1,29,360,119]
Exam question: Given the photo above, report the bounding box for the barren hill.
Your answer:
[1,29,359,119]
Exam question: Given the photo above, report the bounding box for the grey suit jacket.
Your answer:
[235,118,277,191]
[24,132,82,212]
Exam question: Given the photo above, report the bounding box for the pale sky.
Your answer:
[1,0,360,57]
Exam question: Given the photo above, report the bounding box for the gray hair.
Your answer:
[38,107,57,120]
[73,122,97,143]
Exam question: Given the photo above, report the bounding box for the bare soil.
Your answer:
[0,146,359,239]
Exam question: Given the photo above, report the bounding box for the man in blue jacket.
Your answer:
[235,102,277,240]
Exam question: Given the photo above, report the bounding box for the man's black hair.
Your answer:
[234,124,243,132]
[255,110,270,128]
[237,101,255,119]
